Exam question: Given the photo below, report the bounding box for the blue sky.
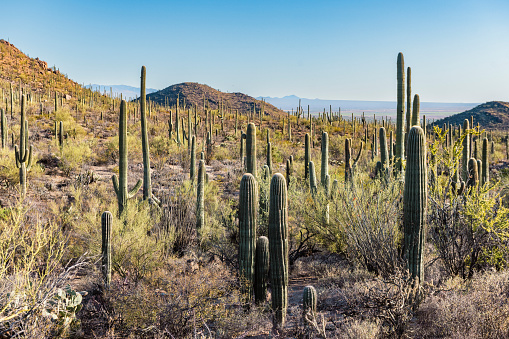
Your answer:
[1,0,508,102]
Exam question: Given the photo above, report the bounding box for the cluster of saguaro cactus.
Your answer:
[101,211,112,287]
[15,95,33,198]
[403,126,427,282]
[268,173,289,327]
[239,173,258,300]
[112,100,142,216]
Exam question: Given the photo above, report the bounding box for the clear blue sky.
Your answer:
[1,0,508,102]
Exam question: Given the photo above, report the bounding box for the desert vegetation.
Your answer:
[1,41,509,338]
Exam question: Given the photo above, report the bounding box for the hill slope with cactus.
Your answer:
[146,82,287,117]
[433,101,509,128]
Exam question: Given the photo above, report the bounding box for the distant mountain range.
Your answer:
[257,95,479,121]
[85,84,158,100]
[433,101,509,128]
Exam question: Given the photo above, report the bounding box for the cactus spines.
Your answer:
[396,52,405,172]
[101,211,113,287]
[462,119,470,182]
[304,133,310,180]
[302,285,317,320]
[255,236,269,304]
[190,135,196,181]
[403,126,427,282]
[1,108,6,148]
[482,137,489,186]
[244,123,257,176]
[321,131,328,185]
[112,100,142,217]
[14,95,33,198]
[411,94,420,126]
[467,157,478,190]
[196,159,206,231]
[268,173,288,327]
[239,173,258,300]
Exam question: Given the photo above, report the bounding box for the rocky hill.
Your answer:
[433,101,509,128]
[146,82,286,117]
[0,39,81,95]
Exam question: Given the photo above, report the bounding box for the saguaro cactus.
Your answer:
[462,119,470,182]
[196,159,206,230]
[411,94,420,126]
[268,173,289,327]
[255,236,269,303]
[405,66,412,140]
[266,141,273,175]
[1,108,6,148]
[190,135,196,181]
[112,100,142,216]
[321,131,328,186]
[302,285,317,319]
[403,126,427,282]
[482,137,489,186]
[396,52,405,172]
[379,127,388,178]
[101,211,112,287]
[467,158,478,190]
[58,121,64,148]
[304,133,310,180]
[140,66,156,203]
[309,161,317,195]
[239,173,258,300]
[246,123,257,176]
[15,95,33,198]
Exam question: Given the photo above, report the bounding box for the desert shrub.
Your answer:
[0,201,88,338]
[414,270,509,338]
[58,138,94,176]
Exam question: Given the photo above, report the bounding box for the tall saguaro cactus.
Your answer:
[405,66,412,139]
[101,211,113,287]
[482,137,489,186]
[321,131,328,185]
[396,52,405,172]
[190,135,196,181]
[246,123,257,176]
[304,133,310,180]
[379,127,388,178]
[140,66,154,203]
[462,119,470,182]
[239,173,258,300]
[196,159,206,231]
[403,126,427,282]
[112,100,142,216]
[15,95,33,198]
[1,108,6,149]
[268,173,289,327]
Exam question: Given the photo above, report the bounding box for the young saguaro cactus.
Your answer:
[403,126,427,282]
[482,137,489,186]
[302,285,317,320]
[246,123,257,176]
[239,173,258,301]
[268,173,289,327]
[196,159,206,231]
[396,52,405,172]
[112,100,142,216]
[15,95,33,198]
[255,236,269,303]
[101,211,113,287]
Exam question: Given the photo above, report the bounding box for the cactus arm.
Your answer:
[14,145,21,168]
[128,179,143,199]
[26,146,33,171]
[353,141,365,167]
[151,194,161,206]
[112,174,120,196]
